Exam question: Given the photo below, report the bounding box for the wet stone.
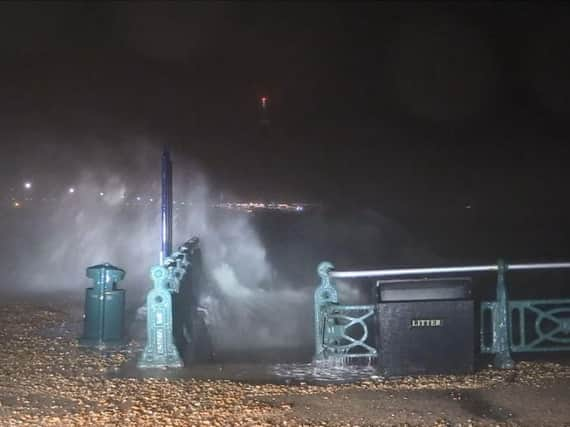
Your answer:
[1,303,570,426]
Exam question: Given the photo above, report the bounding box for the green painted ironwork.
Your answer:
[138,265,182,368]
[314,262,377,362]
[481,259,570,360]
[481,299,570,353]
[314,261,338,360]
[138,240,196,369]
[491,259,514,368]
[316,259,570,370]
[320,304,377,361]
[80,263,126,348]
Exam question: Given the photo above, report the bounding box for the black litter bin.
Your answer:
[376,277,474,377]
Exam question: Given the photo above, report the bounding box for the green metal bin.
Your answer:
[80,263,126,348]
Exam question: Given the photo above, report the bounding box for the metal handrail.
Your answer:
[330,262,570,279]
[316,259,570,369]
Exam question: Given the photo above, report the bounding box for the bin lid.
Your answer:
[86,263,126,281]
[87,262,124,272]
[377,277,472,302]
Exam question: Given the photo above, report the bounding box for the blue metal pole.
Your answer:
[161,147,173,264]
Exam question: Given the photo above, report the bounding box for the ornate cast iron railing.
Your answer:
[315,260,570,368]
[320,304,377,361]
[314,262,377,362]
[481,299,570,353]
[138,238,200,369]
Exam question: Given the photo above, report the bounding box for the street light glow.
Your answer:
[24,182,32,189]
[68,187,75,194]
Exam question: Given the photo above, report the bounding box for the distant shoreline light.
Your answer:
[3,192,317,212]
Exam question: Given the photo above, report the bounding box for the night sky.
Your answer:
[1,2,570,212]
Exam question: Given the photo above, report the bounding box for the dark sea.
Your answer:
[250,203,570,301]
[2,199,569,300]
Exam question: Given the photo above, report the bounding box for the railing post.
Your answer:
[137,264,183,368]
[493,259,514,369]
[314,261,338,361]
[138,239,200,369]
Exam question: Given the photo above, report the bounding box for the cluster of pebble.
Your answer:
[0,304,569,426]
